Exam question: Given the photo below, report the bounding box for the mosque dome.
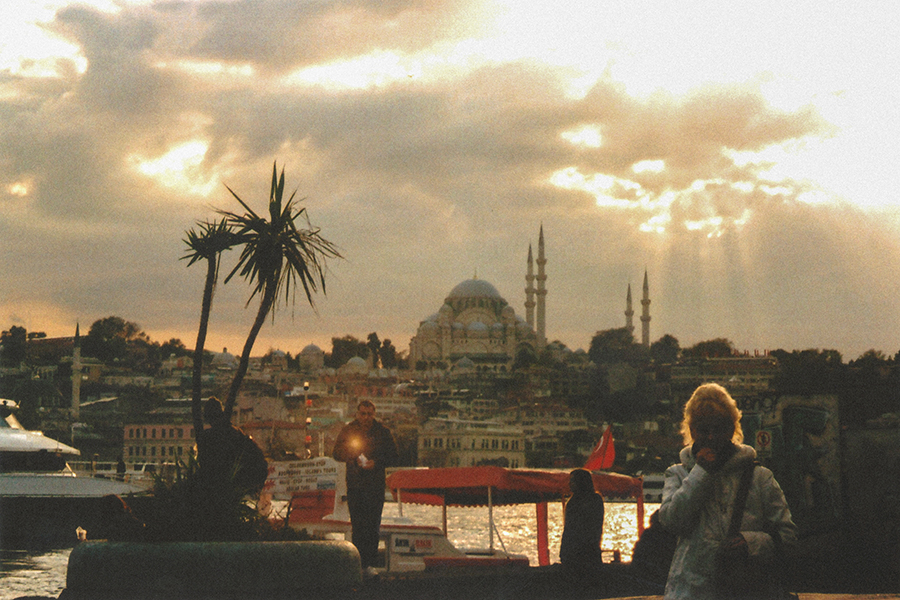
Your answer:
[300,344,322,354]
[341,356,368,375]
[409,274,536,368]
[447,278,503,300]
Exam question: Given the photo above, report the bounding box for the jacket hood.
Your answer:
[679,442,757,472]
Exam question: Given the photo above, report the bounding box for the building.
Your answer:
[408,278,538,369]
[418,418,525,468]
[409,227,548,369]
[123,422,196,463]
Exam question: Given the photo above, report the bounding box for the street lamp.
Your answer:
[303,381,312,458]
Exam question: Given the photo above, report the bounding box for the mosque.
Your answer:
[408,227,652,369]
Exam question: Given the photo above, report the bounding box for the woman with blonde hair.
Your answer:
[659,383,797,599]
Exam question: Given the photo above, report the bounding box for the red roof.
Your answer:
[386,466,642,507]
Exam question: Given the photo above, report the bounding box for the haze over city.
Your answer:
[3,0,900,361]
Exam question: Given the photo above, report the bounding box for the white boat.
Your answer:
[0,398,148,547]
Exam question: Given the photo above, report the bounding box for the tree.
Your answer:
[366,332,381,368]
[588,327,648,365]
[183,218,236,434]
[325,335,368,368]
[512,347,537,371]
[768,348,843,394]
[682,337,735,359]
[82,317,147,365]
[379,339,398,369]
[219,163,341,419]
[0,326,27,367]
[650,334,680,364]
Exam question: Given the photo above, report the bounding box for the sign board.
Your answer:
[264,457,343,500]
[755,429,773,456]
[393,536,436,555]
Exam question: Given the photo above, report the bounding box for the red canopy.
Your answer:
[386,466,643,507]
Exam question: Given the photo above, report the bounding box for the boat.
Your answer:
[269,458,646,573]
[0,398,148,547]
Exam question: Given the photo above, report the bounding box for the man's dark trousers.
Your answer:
[347,485,385,569]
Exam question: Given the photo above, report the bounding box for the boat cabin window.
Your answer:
[0,449,69,472]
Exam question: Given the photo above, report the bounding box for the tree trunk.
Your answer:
[223,278,277,420]
[191,257,218,436]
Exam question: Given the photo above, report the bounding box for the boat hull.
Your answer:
[1,474,147,548]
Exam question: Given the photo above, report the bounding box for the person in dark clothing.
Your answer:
[631,509,678,587]
[560,468,605,583]
[197,397,268,496]
[332,400,398,572]
[196,397,269,539]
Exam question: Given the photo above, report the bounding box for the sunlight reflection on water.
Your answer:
[383,501,659,564]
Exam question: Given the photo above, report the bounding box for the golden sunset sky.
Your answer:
[2,0,900,360]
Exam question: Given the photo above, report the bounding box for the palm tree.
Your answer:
[182,218,236,434]
[219,162,341,419]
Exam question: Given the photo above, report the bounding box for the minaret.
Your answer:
[625,283,634,336]
[72,323,81,420]
[525,244,535,328]
[640,270,651,347]
[536,226,547,349]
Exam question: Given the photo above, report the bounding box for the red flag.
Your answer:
[584,425,615,470]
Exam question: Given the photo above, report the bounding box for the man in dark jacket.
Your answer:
[332,400,397,571]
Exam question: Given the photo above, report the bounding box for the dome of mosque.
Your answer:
[447,278,503,300]
[300,344,322,354]
[346,356,367,368]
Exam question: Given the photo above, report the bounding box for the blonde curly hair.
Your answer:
[679,383,744,446]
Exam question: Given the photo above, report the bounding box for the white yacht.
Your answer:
[0,398,147,546]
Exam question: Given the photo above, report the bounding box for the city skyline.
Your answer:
[3,1,900,361]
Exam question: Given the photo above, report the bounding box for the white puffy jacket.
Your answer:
[659,443,797,600]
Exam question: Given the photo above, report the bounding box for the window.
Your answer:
[129,428,134,438]
[151,429,156,439]
[150,446,156,456]
[128,446,134,456]
[491,439,498,450]
[161,429,166,439]
[177,446,183,455]
[176,428,182,438]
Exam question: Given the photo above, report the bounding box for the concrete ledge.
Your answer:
[63,540,361,599]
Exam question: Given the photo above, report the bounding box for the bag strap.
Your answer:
[727,460,758,537]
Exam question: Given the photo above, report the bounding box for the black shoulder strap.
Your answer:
[727,461,758,537]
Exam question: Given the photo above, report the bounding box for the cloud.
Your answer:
[1,0,898,362]
[180,0,488,73]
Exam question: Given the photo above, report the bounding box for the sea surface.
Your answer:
[0,501,658,600]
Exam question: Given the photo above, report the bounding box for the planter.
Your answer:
[62,540,361,599]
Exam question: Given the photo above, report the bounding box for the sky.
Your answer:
[2,0,900,362]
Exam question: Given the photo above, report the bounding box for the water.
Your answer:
[0,502,657,600]
[0,549,71,600]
